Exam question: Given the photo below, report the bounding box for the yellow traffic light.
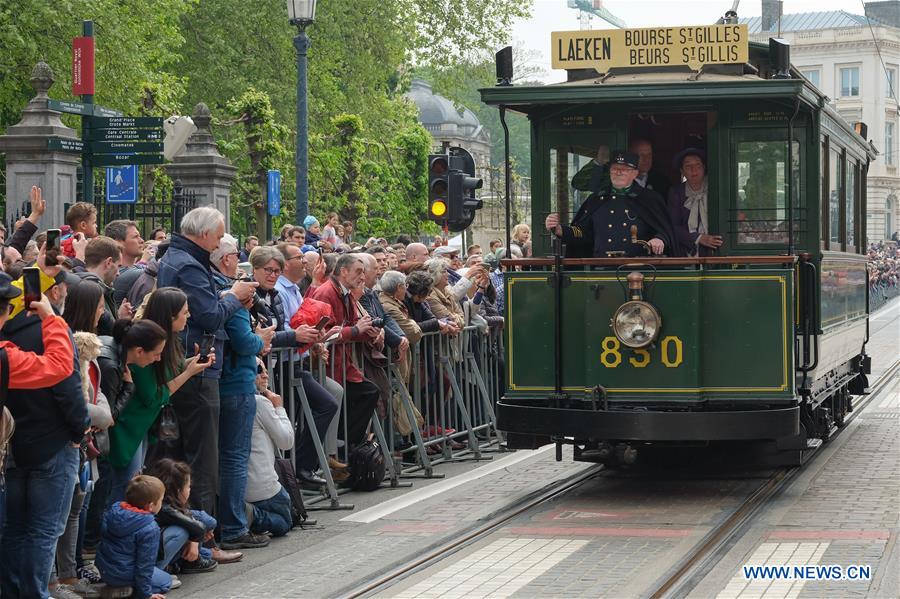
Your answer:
[430,200,447,217]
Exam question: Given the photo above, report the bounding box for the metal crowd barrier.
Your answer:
[265,323,507,510]
[870,283,899,313]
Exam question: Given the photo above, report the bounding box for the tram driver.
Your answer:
[545,150,678,257]
[571,139,669,199]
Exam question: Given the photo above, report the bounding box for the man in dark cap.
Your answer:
[545,150,678,258]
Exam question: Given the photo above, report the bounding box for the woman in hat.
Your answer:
[668,148,723,257]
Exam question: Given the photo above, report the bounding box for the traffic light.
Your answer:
[445,148,483,232]
[428,154,449,224]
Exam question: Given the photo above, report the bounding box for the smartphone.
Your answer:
[197,333,215,363]
[23,266,41,308]
[315,315,331,331]
[46,229,61,252]
[46,228,61,264]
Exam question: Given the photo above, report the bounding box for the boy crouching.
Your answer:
[96,475,172,599]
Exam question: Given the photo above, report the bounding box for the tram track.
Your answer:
[648,357,900,599]
[341,464,604,598]
[344,359,898,599]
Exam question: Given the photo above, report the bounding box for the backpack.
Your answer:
[273,457,315,527]
[348,434,385,492]
[0,348,15,483]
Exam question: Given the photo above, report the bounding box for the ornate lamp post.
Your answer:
[287,0,317,225]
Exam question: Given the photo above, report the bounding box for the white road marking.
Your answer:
[341,445,556,523]
[384,537,589,598]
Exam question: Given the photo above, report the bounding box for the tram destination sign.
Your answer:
[551,24,748,72]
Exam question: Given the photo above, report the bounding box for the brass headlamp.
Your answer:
[610,271,661,349]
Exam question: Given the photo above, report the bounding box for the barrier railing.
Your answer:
[870,283,899,313]
[265,322,506,509]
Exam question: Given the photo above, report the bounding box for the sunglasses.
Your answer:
[257,364,265,374]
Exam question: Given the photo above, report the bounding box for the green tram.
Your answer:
[480,29,874,465]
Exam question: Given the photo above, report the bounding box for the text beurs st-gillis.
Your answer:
[554,25,746,70]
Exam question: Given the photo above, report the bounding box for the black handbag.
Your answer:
[155,404,180,442]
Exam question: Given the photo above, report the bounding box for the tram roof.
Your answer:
[480,73,815,111]
[479,67,875,160]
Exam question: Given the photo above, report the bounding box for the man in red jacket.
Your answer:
[307,254,379,448]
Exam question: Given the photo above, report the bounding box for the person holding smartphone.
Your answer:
[0,272,75,388]
[0,269,89,598]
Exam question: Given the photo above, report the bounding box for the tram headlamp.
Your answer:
[610,271,661,349]
[611,300,661,348]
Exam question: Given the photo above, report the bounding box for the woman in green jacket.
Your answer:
[106,288,214,502]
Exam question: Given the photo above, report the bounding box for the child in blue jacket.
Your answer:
[96,475,171,599]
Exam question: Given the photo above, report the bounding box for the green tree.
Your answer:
[222,88,290,239]
[0,0,194,128]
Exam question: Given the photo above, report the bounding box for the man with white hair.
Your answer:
[357,253,407,357]
[157,207,258,517]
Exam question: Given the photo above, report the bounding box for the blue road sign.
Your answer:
[106,165,138,203]
[267,170,281,217]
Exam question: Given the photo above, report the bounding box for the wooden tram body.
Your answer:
[480,38,874,464]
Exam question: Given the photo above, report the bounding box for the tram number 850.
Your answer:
[600,336,684,369]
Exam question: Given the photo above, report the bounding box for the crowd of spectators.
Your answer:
[868,241,900,308]
[0,187,518,599]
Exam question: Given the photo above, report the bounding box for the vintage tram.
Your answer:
[480,23,874,465]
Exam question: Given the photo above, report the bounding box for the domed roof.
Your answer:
[406,79,481,129]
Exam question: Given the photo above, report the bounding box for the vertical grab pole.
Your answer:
[499,106,512,260]
[787,98,800,255]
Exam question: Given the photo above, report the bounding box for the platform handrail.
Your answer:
[502,255,800,268]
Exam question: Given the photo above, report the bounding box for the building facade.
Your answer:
[745,3,900,242]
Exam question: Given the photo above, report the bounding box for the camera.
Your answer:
[371,317,385,329]
[249,295,271,326]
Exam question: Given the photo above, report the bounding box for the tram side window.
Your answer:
[735,140,801,244]
[829,148,843,244]
[846,161,857,248]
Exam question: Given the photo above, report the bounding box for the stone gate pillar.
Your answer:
[164,103,237,230]
[0,62,80,229]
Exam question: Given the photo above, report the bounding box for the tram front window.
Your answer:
[735,140,801,244]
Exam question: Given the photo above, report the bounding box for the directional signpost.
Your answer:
[46,96,165,201]
[45,22,167,202]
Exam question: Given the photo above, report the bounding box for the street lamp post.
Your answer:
[287,0,317,225]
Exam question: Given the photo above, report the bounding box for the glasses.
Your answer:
[261,267,282,276]
[228,252,240,258]
[257,364,265,374]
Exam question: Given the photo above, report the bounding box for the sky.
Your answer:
[511,0,867,83]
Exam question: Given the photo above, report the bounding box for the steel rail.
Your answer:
[340,464,603,599]
[649,357,900,599]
